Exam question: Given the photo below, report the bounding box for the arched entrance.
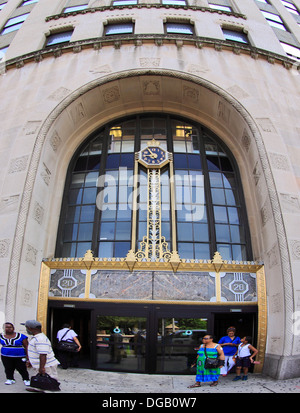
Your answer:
[7,70,292,377]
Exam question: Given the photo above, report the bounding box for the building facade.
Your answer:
[0,0,299,379]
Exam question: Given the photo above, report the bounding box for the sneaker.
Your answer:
[24,380,31,386]
[232,376,241,381]
[5,379,16,385]
[242,375,248,381]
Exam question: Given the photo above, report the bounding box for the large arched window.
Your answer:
[55,115,252,261]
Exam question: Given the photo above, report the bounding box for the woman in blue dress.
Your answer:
[188,335,225,388]
[0,322,30,385]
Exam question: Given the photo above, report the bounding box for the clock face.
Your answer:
[140,146,167,167]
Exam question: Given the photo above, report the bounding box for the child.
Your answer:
[232,336,258,381]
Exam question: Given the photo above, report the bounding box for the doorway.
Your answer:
[49,307,91,368]
[48,302,257,374]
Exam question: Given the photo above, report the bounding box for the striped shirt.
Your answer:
[28,333,58,368]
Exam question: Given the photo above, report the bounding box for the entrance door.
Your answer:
[94,304,212,374]
[48,303,257,374]
[50,308,91,368]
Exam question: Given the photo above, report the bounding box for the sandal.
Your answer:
[210,381,218,387]
[188,382,201,388]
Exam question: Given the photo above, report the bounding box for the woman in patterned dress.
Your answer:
[188,335,225,388]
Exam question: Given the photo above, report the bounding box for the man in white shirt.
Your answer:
[24,320,59,380]
[56,324,81,369]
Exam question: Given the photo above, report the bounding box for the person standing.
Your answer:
[188,335,225,388]
[232,336,258,381]
[56,324,82,369]
[218,327,241,376]
[0,322,30,386]
[24,320,59,381]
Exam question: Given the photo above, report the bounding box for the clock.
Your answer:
[139,145,169,168]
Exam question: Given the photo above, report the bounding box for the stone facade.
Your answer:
[0,0,300,379]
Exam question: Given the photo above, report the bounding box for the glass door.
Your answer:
[156,317,208,374]
[96,315,147,372]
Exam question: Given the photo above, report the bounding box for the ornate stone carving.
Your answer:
[0,239,10,258]
[102,86,120,103]
[8,156,29,174]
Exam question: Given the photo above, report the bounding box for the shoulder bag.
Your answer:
[56,329,79,353]
[204,345,219,369]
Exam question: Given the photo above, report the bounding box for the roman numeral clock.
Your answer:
[127,139,179,263]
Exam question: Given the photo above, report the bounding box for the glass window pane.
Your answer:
[115,221,131,240]
[113,0,137,4]
[209,172,223,187]
[76,242,91,257]
[66,206,81,223]
[1,22,23,34]
[211,188,225,204]
[178,243,194,259]
[217,244,232,260]
[161,222,170,241]
[114,242,131,257]
[173,141,186,152]
[194,223,209,242]
[188,154,201,170]
[64,5,88,12]
[62,243,76,258]
[5,13,29,26]
[194,243,210,260]
[64,224,78,241]
[120,153,134,168]
[191,204,207,222]
[106,154,120,169]
[166,23,194,35]
[228,207,239,224]
[106,23,134,35]
[230,225,244,243]
[46,31,73,46]
[215,224,230,242]
[210,4,231,11]
[138,221,147,241]
[174,154,188,168]
[223,29,248,44]
[214,206,228,223]
[162,0,186,4]
[207,156,220,171]
[100,207,116,221]
[117,205,131,221]
[85,172,98,187]
[78,223,93,241]
[225,189,237,205]
[177,222,193,241]
[86,155,100,170]
[80,205,95,222]
[99,222,115,240]
[232,244,246,261]
[68,188,83,204]
[98,242,113,258]
[82,187,97,203]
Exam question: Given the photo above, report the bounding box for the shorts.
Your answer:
[236,356,251,368]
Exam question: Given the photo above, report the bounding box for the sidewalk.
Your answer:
[0,367,300,394]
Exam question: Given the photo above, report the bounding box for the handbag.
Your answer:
[204,345,219,369]
[30,373,60,391]
[56,329,79,353]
